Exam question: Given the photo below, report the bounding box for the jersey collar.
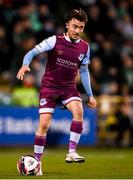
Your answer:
[64,33,80,43]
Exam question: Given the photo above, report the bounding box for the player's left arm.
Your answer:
[79,64,97,108]
[79,46,97,108]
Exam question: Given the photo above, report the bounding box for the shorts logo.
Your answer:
[40,98,47,106]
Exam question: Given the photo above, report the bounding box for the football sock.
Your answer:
[34,134,46,161]
[69,120,83,153]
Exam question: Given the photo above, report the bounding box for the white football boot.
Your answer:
[36,162,43,176]
[65,151,85,163]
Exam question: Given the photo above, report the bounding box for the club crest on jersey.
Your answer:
[40,98,47,106]
[78,54,85,61]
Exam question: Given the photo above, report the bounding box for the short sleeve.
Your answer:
[81,45,90,65]
[35,35,56,53]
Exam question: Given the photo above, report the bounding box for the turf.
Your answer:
[0,147,133,179]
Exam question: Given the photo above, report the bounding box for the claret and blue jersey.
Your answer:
[35,35,90,88]
[23,34,93,97]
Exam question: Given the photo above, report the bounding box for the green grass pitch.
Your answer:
[0,147,133,179]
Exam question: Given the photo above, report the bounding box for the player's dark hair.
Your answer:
[65,9,88,24]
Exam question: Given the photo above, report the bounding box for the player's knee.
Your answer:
[39,116,50,132]
[73,108,83,120]
[42,121,50,131]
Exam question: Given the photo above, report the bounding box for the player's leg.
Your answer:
[34,87,56,175]
[61,86,84,162]
[65,100,85,163]
[34,113,52,161]
[34,113,52,175]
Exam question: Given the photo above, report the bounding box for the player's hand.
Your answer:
[87,96,97,108]
[16,65,31,80]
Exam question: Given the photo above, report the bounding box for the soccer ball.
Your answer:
[17,155,40,175]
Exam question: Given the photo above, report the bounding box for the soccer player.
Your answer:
[17,9,97,175]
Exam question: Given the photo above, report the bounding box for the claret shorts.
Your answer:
[39,86,81,114]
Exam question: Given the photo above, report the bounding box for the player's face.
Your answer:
[66,18,85,41]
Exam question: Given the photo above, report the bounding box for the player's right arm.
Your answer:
[16,49,38,80]
[17,35,56,80]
